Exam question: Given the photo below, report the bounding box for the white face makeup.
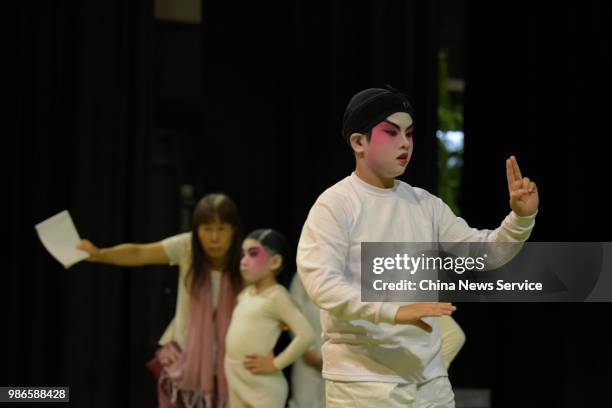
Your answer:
[362,111,414,180]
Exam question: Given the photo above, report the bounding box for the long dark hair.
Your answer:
[187,193,243,296]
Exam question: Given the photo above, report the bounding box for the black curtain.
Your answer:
[454,2,612,407]
[9,1,612,407]
[10,1,158,406]
[9,1,440,405]
[198,0,441,253]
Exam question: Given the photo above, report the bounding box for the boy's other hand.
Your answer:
[394,303,456,332]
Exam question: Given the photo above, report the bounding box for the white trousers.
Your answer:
[325,377,455,408]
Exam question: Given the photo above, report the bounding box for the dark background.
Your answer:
[8,1,612,407]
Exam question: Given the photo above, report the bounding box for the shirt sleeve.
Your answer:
[436,197,537,268]
[161,232,191,266]
[297,195,400,325]
[266,288,315,370]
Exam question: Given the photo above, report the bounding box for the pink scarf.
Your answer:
[159,271,238,408]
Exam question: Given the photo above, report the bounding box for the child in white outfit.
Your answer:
[225,229,315,408]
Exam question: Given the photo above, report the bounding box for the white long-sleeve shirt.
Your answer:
[225,284,315,370]
[296,172,536,383]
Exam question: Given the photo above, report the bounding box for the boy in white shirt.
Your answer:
[296,87,539,407]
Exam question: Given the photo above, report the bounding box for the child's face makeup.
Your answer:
[363,112,414,179]
[240,238,273,283]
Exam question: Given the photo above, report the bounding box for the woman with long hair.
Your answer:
[77,193,243,407]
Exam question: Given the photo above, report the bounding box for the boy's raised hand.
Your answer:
[506,155,539,216]
[394,303,456,332]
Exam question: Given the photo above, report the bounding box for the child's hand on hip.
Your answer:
[243,352,278,374]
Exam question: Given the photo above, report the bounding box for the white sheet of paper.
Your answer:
[35,210,90,269]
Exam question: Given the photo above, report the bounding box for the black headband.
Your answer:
[342,87,414,142]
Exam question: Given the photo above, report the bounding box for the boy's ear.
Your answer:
[350,132,367,154]
[270,254,283,274]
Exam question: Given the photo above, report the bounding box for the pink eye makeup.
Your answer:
[242,245,270,266]
[371,123,400,143]
[374,122,398,135]
[371,121,414,144]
